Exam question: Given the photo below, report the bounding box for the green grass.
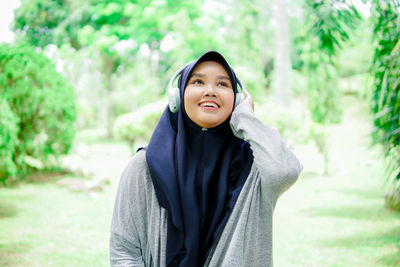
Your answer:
[0,96,399,266]
[0,182,114,266]
[274,97,400,267]
[274,163,400,267]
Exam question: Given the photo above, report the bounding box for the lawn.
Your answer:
[0,96,399,266]
[0,143,131,267]
[274,97,400,266]
[0,183,112,266]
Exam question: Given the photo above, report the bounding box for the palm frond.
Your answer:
[372,0,400,189]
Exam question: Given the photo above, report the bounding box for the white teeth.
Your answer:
[200,102,218,108]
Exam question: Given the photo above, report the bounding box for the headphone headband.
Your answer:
[168,64,188,94]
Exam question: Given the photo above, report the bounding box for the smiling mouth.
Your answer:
[199,101,220,109]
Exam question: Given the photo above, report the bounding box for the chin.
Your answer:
[200,121,220,128]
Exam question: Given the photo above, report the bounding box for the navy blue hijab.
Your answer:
[146,51,254,266]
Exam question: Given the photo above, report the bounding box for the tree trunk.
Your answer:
[104,71,114,139]
[273,0,292,107]
[100,52,116,139]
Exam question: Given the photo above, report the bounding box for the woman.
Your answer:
[110,51,303,267]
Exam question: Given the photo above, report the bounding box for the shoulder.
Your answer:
[125,148,147,171]
[118,149,151,192]
[122,149,148,176]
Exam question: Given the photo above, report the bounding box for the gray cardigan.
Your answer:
[110,97,303,267]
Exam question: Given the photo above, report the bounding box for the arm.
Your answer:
[230,92,303,199]
[110,157,145,267]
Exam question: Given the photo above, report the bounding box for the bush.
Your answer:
[113,100,164,153]
[0,43,76,180]
[0,99,19,182]
[371,2,400,194]
[255,100,305,147]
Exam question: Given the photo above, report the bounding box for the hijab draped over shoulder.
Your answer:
[145,51,254,266]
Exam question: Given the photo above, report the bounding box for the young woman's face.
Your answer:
[184,61,235,128]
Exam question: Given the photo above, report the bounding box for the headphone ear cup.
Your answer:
[168,86,180,113]
[235,93,244,108]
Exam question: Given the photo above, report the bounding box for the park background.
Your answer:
[0,0,399,266]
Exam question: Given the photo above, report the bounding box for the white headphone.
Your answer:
[168,64,246,113]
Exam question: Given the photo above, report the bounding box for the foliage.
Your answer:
[113,100,164,153]
[13,0,68,47]
[302,50,343,124]
[370,0,400,191]
[0,43,76,180]
[13,0,208,138]
[336,19,373,78]
[0,98,19,182]
[12,0,205,85]
[298,0,361,174]
[12,0,281,143]
[222,0,273,97]
[256,97,330,174]
[305,0,361,57]
[385,189,400,211]
[335,20,374,98]
[255,99,304,145]
[301,0,361,124]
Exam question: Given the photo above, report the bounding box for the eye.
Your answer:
[193,79,204,85]
[218,81,229,87]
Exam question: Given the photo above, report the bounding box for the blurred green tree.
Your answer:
[301,0,361,174]
[0,43,76,182]
[13,0,204,138]
[370,0,400,201]
[0,98,19,182]
[223,0,273,97]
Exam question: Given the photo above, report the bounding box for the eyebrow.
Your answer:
[189,73,231,81]
[189,73,205,79]
[217,75,231,81]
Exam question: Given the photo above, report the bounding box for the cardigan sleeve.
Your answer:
[230,96,303,199]
[110,156,145,267]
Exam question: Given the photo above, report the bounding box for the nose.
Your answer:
[204,84,216,97]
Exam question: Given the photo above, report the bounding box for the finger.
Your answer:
[243,90,251,98]
[243,90,254,111]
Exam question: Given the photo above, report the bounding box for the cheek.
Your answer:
[224,91,235,110]
[183,88,191,106]
[183,88,191,101]
[184,86,203,103]
[183,87,197,112]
